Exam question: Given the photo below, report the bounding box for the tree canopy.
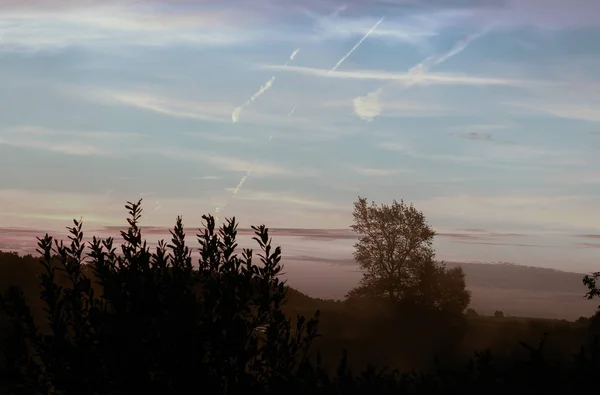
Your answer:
[347,197,470,316]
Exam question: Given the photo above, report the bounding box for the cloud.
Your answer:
[484,0,600,29]
[0,138,109,156]
[417,194,600,231]
[0,186,352,232]
[506,101,600,124]
[189,175,220,181]
[312,14,439,46]
[378,140,586,167]
[0,125,137,156]
[261,64,529,87]
[84,88,233,123]
[378,142,479,164]
[338,96,452,119]
[346,164,413,177]
[182,132,258,146]
[229,189,342,211]
[0,2,265,52]
[553,172,600,186]
[0,188,127,228]
[77,87,353,141]
[153,149,316,178]
[2,0,598,54]
[301,0,600,31]
[352,27,491,121]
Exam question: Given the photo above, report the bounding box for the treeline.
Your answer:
[0,198,599,394]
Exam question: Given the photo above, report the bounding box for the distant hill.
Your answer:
[445,262,595,320]
[282,257,598,321]
[0,250,597,321]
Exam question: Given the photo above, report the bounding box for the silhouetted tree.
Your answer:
[583,271,600,301]
[2,199,600,394]
[466,308,479,318]
[346,197,470,316]
[494,310,504,318]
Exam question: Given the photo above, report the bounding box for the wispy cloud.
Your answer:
[551,172,600,186]
[312,14,439,47]
[323,98,451,117]
[506,101,600,123]
[0,125,136,156]
[77,87,353,140]
[0,138,109,157]
[378,142,478,164]
[378,140,586,167]
[346,164,413,177]
[83,88,232,123]
[0,3,264,52]
[261,64,528,87]
[229,189,342,210]
[417,194,600,231]
[352,28,491,121]
[182,132,257,146]
[153,149,316,178]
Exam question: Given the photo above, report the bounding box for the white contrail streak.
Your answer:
[290,48,300,61]
[328,17,384,74]
[231,76,276,122]
[230,5,351,124]
[216,8,387,224]
[353,28,491,121]
[214,165,253,223]
[232,47,302,123]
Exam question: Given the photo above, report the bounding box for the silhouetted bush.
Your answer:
[1,199,600,394]
[0,200,322,395]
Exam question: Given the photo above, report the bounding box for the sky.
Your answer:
[1,0,600,276]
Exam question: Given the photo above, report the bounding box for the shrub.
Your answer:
[0,200,321,395]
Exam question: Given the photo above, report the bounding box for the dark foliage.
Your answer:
[1,199,600,394]
[347,197,470,318]
[0,200,321,395]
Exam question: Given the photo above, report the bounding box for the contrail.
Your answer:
[232,48,301,123]
[328,17,384,74]
[285,48,300,65]
[214,169,250,222]
[216,8,388,224]
[230,5,351,124]
[214,108,295,223]
[231,76,276,122]
[353,28,491,121]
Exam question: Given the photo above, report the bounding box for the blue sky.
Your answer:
[1,0,600,272]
